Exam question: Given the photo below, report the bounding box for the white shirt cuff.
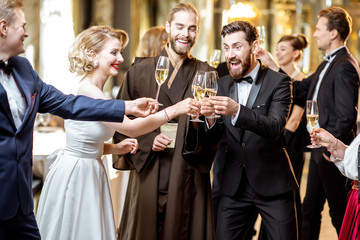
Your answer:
[231,104,241,126]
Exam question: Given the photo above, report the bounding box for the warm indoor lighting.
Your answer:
[227,2,257,19]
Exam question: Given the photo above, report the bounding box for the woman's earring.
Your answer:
[93,60,99,68]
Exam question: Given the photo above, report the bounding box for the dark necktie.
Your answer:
[234,76,253,84]
[0,60,13,75]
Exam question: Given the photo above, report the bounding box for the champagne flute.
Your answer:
[306,100,321,148]
[155,56,170,105]
[209,49,221,68]
[204,71,220,118]
[256,26,266,48]
[191,71,205,122]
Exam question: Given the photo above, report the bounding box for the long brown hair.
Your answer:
[136,26,168,57]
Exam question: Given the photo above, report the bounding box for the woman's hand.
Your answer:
[167,98,200,117]
[256,48,279,72]
[115,138,138,155]
[310,128,335,149]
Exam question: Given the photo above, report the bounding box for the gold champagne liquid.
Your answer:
[205,89,217,97]
[307,114,319,127]
[155,69,169,85]
[192,85,205,101]
[210,60,220,68]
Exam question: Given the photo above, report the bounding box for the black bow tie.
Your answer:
[323,53,336,62]
[234,76,253,84]
[0,60,13,75]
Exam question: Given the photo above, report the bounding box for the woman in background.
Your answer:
[136,26,168,57]
[36,25,199,240]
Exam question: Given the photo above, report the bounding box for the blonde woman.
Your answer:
[36,26,199,240]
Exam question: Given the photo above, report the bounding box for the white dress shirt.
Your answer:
[231,62,260,125]
[306,46,345,132]
[331,133,360,181]
[0,70,26,129]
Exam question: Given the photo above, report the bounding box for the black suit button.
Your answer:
[17,158,21,163]
[241,143,246,148]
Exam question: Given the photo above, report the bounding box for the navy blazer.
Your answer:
[0,56,125,220]
[209,63,298,197]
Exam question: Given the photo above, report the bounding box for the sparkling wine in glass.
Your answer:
[204,71,220,118]
[191,71,205,122]
[306,100,321,148]
[155,56,170,105]
[256,26,266,48]
[209,49,221,68]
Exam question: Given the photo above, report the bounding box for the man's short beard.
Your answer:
[227,51,252,79]
[169,36,194,56]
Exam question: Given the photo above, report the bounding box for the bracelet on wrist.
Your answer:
[327,138,338,153]
[163,108,170,122]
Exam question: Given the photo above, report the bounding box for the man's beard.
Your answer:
[169,35,195,56]
[227,50,252,79]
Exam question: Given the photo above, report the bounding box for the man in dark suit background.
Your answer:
[292,7,359,240]
[202,21,298,240]
[0,1,156,239]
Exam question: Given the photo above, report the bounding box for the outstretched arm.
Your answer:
[77,83,200,138]
[106,98,200,137]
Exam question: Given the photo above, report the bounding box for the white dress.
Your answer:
[36,119,117,240]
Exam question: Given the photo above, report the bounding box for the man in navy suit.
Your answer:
[202,21,298,240]
[0,1,156,239]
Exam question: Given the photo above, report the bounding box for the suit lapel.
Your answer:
[0,83,16,130]
[240,63,266,142]
[246,63,266,108]
[229,78,238,103]
[318,47,346,86]
[308,47,347,99]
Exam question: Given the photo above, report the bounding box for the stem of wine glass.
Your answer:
[155,84,161,102]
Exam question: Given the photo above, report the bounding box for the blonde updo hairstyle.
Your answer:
[69,25,128,76]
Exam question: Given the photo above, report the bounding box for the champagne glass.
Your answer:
[306,100,321,148]
[209,49,221,68]
[204,71,220,118]
[155,56,170,105]
[256,26,266,48]
[191,71,205,122]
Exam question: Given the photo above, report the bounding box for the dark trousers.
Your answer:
[216,174,297,240]
[301,150,348,240]
[212,140,226,227]
[0,208,40,240]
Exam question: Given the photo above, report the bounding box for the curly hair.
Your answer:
[68,25,128,76]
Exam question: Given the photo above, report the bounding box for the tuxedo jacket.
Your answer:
[294,47,359,145]
[0,56,125,220]
[210,63,298,197]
